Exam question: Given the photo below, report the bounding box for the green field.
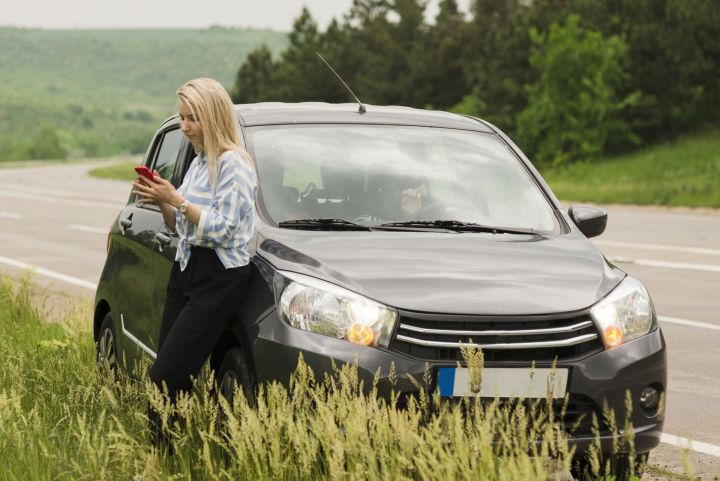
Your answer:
[88,158,141,180]
[541,126,720,208]
[0,273,651,480]
[0,27,286,161]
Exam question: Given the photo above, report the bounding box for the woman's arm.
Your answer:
[133,171,201,226]
[158,202,177,230]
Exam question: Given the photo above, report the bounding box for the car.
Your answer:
[94,102,666,479]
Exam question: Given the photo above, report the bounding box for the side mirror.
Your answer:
[568,205,607,238]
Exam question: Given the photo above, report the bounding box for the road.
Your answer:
[0,162,718,478]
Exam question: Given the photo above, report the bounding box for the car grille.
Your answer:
[390,311,604,362]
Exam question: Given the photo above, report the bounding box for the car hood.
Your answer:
[256,228,625,315]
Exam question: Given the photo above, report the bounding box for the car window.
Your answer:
[150,129,183,186]
[248,125,558,231]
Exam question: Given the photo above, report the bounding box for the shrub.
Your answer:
[516,15,639,166]
[26,127,68,160]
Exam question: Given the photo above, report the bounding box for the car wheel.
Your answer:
[216,346,256,409]
[96,312,118,378]
[571,451,648,481]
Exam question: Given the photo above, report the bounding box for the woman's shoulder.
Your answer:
[219,149,252,164]
[218,150,256,181]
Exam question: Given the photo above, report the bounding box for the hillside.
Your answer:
[0,27,287,160]
[541,125,720,208]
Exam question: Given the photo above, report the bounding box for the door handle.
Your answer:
[118,215,133,234]
[155,232,171,245]
[154,232,171,252]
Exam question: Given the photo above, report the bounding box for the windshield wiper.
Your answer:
[278,218,372,231]
[377,220,537,235]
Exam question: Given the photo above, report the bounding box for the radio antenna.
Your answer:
[316,52,366,114]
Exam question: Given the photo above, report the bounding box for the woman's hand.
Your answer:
[401,188,422,217]
[132,171,183,207]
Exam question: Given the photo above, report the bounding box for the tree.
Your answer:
[618,0,720,140]
[462,0,533,133]
[516,15,638,165]
[231,45,278,104]
[423,0,469,109]
[27,127,67,160]
[273,8,349,102]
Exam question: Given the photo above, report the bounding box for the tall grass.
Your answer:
[0,274,642,480]
[541,125,720,208]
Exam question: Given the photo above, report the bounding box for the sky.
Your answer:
[0,0,471,31]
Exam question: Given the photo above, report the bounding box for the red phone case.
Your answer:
[134,166,155,181]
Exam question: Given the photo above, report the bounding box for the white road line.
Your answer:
[0,211,22,219]
[0,256,97,290]
[608,256,720,274]
[0,181,123,204]
[662,433,720,458]
[596,239,720,257]
[659,315,720,331]
[69,224,108,234]
[0,190,121,210]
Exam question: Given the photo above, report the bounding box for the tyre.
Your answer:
[571,451,648,481]
[216,346,256,408]
[96,312,118,378]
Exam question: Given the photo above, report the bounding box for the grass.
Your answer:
[88,159,140,181]
[541,126,720,208]
[0,272,655,480]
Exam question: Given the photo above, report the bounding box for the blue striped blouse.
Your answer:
[172,150,257,271]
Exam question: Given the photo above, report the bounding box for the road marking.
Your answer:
[0,255,97,291]
[0,181,123,204]
[0,190,121,210]
[69,224,108,234]
[662,433,720,458]
[608,256,720,274]
[0,211,22,219]
[596,239,720,257]
[659,315,720,331]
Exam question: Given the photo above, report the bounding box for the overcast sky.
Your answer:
[0,0,471,31]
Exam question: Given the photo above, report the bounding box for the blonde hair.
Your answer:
[177,78,253,187]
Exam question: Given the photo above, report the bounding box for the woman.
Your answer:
[132,77,257,449]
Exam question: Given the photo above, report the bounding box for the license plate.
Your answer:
[437,367,568,398]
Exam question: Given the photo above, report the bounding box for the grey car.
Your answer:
[94,103,666,480]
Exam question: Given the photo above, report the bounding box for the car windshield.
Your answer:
[248,125,558,231]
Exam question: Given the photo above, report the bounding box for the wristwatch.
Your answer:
[178,200,189,214]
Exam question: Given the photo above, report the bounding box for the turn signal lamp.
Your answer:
[603,326,623,348]
[347,324,375,346]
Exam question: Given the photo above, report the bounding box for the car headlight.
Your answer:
[273,271,398,348]
[590,276,657,349]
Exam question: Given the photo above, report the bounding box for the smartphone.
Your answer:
[134,166,156,182]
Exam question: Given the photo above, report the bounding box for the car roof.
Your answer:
[233,103,493,132]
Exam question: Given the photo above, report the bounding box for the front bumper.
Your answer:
[250,309,666,454]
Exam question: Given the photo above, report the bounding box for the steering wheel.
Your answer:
[411,201,489,222]
[300,182,317,199]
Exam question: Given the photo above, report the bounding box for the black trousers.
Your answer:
[147,246,250,447]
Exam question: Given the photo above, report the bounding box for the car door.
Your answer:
[113,127,186,372]
[146,141,197,351]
